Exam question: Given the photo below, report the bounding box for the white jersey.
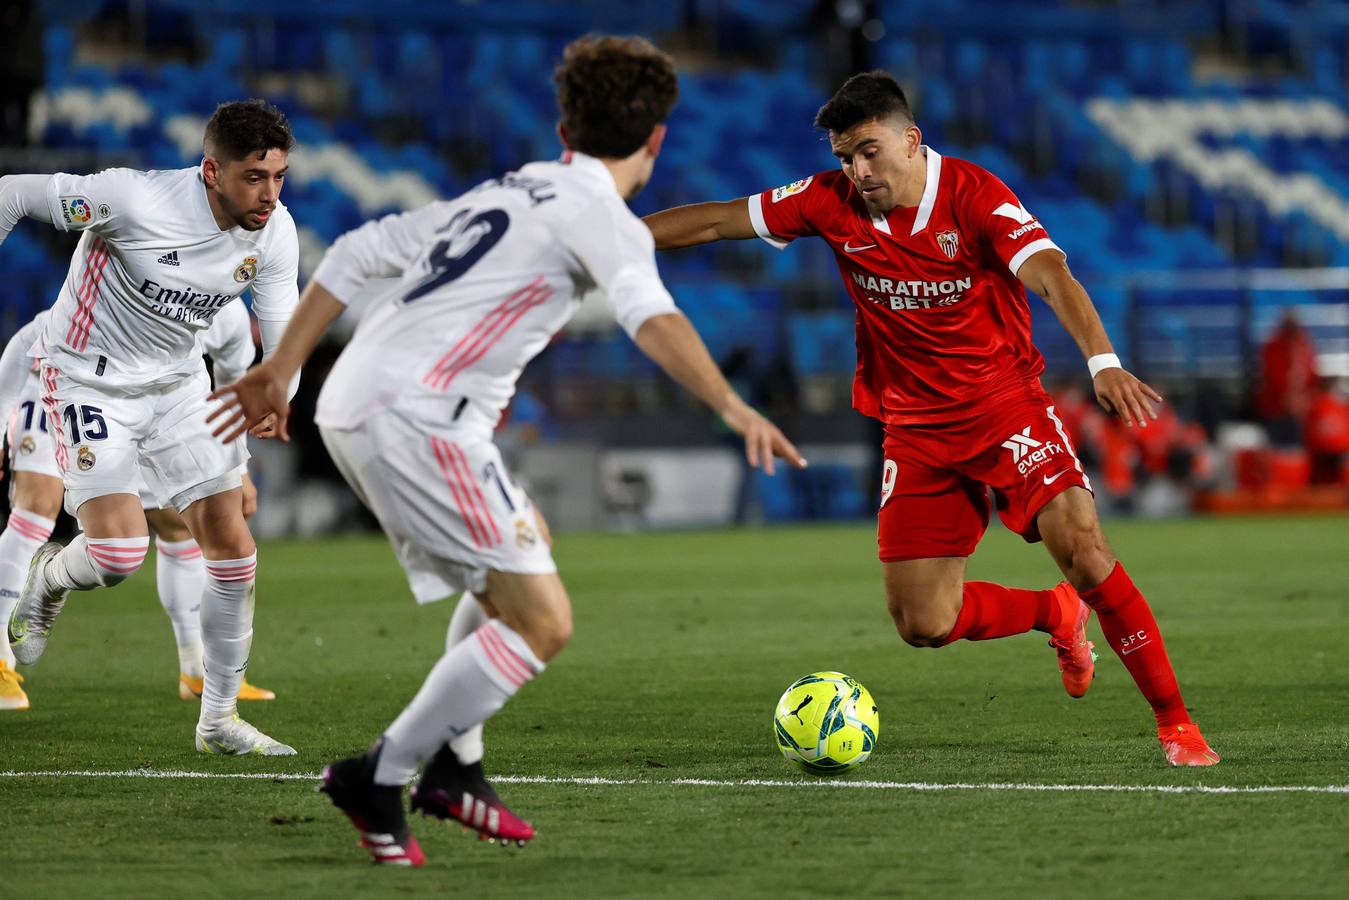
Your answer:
[28,166,297,391]
[199,299,255,388]
[313,151,677,433]
[2,301,252,416]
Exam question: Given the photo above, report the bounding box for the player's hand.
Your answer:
[719,398,807,476]
[1093,368,1163,428]
[240,472,258,519]
[208,362,293,444]
[249,413,280,439]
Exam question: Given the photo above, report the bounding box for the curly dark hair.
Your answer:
[814,70,914,134]
[554,35,679,159]
[204,99,295,162]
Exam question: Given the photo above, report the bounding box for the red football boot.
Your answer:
[1159,722,1221,766]
[411,747,535,846]
[1047,582,1097,698]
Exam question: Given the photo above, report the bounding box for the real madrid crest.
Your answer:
[77,445,96,471]
[935,230,960,260]
[19,436,36,455]
[234,256,258,284]
[515,518,538,550]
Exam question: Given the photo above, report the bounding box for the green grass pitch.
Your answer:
[2,515,1346,898]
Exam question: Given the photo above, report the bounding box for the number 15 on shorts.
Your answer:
[62,404,109,444]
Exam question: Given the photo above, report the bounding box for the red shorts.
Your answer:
[877,388,1092,562]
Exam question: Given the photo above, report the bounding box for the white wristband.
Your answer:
[1087,353,1122,379]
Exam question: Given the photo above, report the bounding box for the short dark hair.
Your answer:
[814,70,914,134]
[204,99,295,162]
[554,35,679,159]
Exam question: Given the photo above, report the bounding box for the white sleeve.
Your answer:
[0,175,55,246]
[0,316,44,413]
[559,198,678,339]
[249,208,300,331]
[43,168,139,236]
[310,204,449,304]
[201,300,255,388]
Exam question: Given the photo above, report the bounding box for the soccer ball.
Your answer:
[773,672,879,774]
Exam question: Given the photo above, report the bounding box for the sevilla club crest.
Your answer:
[935,230,959,260]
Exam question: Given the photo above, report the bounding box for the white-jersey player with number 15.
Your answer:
[211,35,806,866]
[0,100,300,755]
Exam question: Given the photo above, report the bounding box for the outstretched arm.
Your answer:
[208,282,345,443]
[642,198,757,250]
[0,175,55,245]
[634,312,806,474]
[1018,248,1162,427]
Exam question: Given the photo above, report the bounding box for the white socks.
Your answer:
[156,538,205,678]
[198,555,257,726]
[0,510,56,667]
[45,534,149,590]
[446,591,489,765]
[375,618,543,786]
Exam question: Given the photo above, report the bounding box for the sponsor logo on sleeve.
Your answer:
[771,176,813,203]
[59,196,94,226]
[935,230,960,259]
[98,203,112,219]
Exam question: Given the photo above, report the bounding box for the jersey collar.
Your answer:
[869,146,943,238]
[558,149,618,192]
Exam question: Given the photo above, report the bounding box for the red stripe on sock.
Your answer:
[476,624,532,687]
[475,630,526,688]
[481,622,534,683]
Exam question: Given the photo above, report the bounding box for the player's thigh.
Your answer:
[321,419,556,602]
[10,472,64,520]
[480,569,572,662]
[960,393,1092,543]
[139,370,247,511]
[39,367,147,515]
[145,505,192,544]
[76,492,150,539]
[882,556,967,645]
[1035,486,1115,589]
[877,431,988,565]
[180,488,253,558]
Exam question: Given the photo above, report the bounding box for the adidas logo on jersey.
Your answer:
[157,250,180,266]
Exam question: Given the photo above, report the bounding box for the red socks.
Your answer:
[1080,563,1189,728]
[939,581,1064,644]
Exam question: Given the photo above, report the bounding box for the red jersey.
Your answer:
[749,148,1063,425]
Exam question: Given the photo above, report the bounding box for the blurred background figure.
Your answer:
[1254,310,1320,446]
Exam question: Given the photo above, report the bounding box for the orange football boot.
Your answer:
[1158,722,1221,766]
[179,673,276,701]
[1047,582,1096,698]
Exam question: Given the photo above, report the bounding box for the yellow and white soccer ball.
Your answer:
[773,671,879,774]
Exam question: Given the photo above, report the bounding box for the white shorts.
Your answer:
[38,361,247,517]
[6,375,62,480]
[320,412,556,603]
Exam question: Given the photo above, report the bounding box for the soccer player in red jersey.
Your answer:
[644,71,1219,766]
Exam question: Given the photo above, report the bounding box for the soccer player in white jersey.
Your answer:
[210,36,805,865]
[0,303,275,708]
[0,100,299,754]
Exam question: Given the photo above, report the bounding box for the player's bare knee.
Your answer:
[897,613,956,648]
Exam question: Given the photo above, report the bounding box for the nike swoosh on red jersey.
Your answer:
[843,242,877,253]
[1043,470,1073,485]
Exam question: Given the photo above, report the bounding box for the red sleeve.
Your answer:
[960,166,1064,277]
[747,174,830,249]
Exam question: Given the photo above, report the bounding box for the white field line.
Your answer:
[0,770,1346,795]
